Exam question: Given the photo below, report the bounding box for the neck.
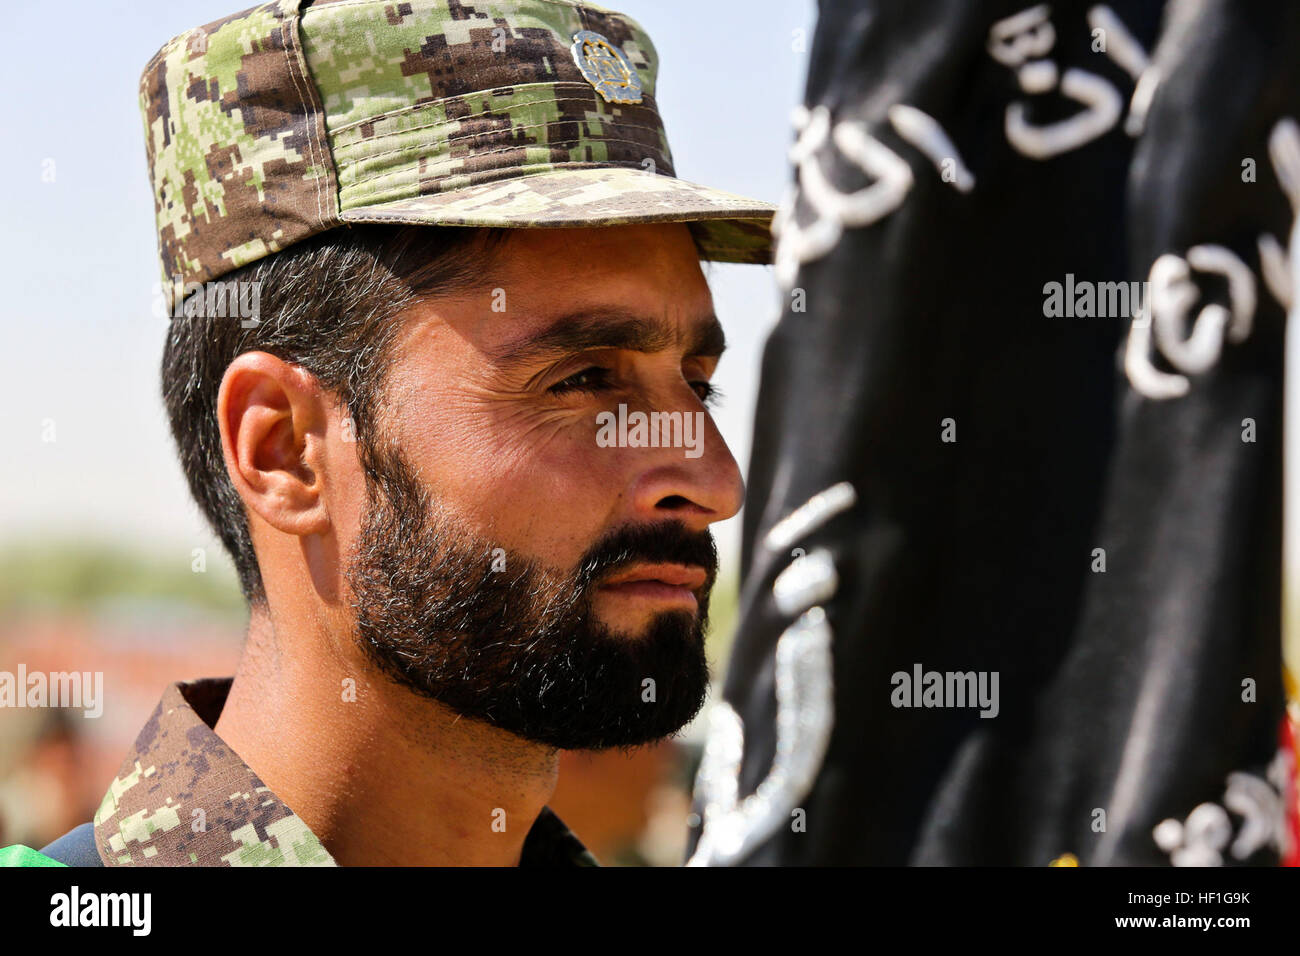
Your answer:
[213,606,559,866]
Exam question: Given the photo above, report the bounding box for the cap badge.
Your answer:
[570,30,643,104]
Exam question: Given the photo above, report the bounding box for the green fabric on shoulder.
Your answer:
[0,844,66,867]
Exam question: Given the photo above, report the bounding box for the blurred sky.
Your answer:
[0,0,815,584]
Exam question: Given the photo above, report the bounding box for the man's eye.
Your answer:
[548,368,721,407]
[692,380,723,408]
[549,367,613,395]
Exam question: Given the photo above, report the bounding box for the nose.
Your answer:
[624,397,745,533]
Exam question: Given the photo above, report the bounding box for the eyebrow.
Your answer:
[489,307,727,372]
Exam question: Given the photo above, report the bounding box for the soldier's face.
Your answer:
[341,222,745,750]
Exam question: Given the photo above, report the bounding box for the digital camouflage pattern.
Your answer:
[91,678,598,866]
[140,0,337,297]
[140,0,775,300]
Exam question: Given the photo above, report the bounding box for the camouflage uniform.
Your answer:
[2,679,597,866]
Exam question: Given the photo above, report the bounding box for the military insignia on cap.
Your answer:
[570,30,643,104]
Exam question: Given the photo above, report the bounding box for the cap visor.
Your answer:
[337,167,775,265]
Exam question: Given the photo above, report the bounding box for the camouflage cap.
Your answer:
[140,0,775,296]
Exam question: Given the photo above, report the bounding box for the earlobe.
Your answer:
[218,352,332,537]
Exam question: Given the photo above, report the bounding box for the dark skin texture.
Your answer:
[211,222,745,865]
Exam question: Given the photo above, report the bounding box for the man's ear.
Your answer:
[217,352,332,536]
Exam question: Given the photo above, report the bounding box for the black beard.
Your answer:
[343,443,717,751]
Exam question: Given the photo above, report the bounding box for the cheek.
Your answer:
[324,428,374,564]
[398,394,627,554]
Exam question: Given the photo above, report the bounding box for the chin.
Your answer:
[593,605,701,640]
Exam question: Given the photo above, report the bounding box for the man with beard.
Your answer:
[0,0,772,868]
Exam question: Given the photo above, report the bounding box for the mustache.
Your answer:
[574,522,719,593]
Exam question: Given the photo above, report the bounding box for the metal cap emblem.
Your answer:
[571,30,643,104]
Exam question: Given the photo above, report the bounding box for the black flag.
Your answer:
[688,0,1299,866]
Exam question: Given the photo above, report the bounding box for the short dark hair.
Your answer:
[160,225,512,606]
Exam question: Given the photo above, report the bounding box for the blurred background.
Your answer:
[0,0,814,863]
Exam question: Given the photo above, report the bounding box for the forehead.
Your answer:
[405,222,717,360]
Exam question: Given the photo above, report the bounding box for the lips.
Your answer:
[600,563,709,590]
[597,562,709,608]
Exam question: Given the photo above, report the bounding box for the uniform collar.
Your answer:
[92,677,597,867]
